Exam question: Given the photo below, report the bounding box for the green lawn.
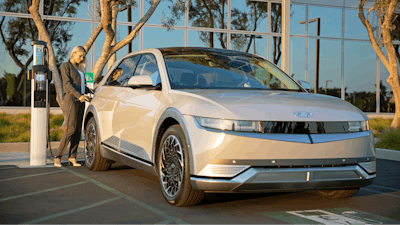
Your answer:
[0,113,64,143]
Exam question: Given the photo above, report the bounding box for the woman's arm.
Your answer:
[61,63,82,99]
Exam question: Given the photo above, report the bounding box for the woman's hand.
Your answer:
[79,95,89,102]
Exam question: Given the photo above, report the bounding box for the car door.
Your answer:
[112,54,162,163]
[97,55,141,148]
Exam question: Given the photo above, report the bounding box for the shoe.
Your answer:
[54,158,62,167]
[68,158,81,167]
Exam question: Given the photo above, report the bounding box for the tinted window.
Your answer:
[162,50,302,91]
[133,54,161,86]
[106,55,141,86]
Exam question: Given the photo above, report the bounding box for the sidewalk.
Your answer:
[0,141,85,168]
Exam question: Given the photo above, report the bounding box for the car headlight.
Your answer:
[195,116,370,133]
[194,117,260,132]
[348,121,370,132]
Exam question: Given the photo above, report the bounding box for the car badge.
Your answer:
[293,111,313,118]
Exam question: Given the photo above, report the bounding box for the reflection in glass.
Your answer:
[271,3,282,33]
[118,2,140,22]
[308,39,341,98]
[231,1,268,32]
[188,31,227,49]
[345,9,375,40]
[379,48,396,113]
[290,4,306,35]
[162,48,302,91]
[0,16,76,107]
[145,0,184,26]
[143,28,184,49]
[270,36,282,67]
[44,0,91,19]
[290,38,305,82]
[309,6,342,38]
[116,25,139,59]
[344,41,376,112]
[230,34,267,58]
[189,0,227,29]
[0,1,30,13]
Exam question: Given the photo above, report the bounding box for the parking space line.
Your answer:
[0,181,88,202]
[371,184,400,192]
[0,170,63,182]
[60,167,188,224]
[362,188,400,199]
[155,219,172,224]
[22,196,123,224]
[0,166,17,170]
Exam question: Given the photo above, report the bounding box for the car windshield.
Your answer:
[162,49,302,91]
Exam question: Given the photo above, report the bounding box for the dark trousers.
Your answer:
[57,94,85,159]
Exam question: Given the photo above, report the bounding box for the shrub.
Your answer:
[375,128,400,151]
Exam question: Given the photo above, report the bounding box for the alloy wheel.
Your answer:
[85,123,96,167]
[160,135,184,197]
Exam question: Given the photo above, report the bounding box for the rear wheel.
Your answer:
[85,117,111,171]
[315,188,360,199]
[157,125,205,206]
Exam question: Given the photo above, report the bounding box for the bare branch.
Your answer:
[358,0,389,68]
[110,0,161,56]
[84,22,103,52]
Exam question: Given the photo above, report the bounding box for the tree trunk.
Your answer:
[358,0,400,129]
[107,2,118,71]
[92,0,161,82]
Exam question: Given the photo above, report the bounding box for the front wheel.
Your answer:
[315,188,360,199]
[157,125,205,206]
[84,117,111,171]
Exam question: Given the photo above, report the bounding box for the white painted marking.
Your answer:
[306,171,310,181]
[287,209,366,224]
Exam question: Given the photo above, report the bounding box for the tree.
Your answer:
[358,0,400,129]
[28,0,161,111]
[0,0,83,106]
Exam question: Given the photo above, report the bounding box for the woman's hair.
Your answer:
[70,45,87,73]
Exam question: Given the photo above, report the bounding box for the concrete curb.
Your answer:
[376,148,400,161]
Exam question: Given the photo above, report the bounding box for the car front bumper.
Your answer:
[190,164,375,192]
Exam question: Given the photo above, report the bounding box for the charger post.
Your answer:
[28,40,52,166]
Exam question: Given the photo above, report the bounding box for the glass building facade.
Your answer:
[0,0,398,113]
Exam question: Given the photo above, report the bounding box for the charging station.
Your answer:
[28,40,52,166]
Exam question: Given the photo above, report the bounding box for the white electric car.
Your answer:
[83,47,376,206]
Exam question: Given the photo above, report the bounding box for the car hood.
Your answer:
[169,89,367,121]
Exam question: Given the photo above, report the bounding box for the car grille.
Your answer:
[260,121,356,134]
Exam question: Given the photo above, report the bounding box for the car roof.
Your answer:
[157,47,264,59]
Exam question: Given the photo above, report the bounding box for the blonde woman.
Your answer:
[54,46,90,167]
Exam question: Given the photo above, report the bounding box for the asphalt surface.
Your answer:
[0,159,399,224]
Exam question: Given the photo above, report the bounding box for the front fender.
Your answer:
[152,108,195,175]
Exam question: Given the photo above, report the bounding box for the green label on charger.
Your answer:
[85,72,93,83]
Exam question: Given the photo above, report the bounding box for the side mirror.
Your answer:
[127,75,161,90]
[297,80,311,92]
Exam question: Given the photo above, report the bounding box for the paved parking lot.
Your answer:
[1,159,399,224]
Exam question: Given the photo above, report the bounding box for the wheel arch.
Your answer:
[152,108,194,175]
[83,105,107,158]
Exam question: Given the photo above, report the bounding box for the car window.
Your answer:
[133,54,161,86]
[105,55,141,86]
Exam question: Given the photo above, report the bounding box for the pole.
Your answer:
[128,5,132,54]
[314,18,320,94]
[299,18,320,93]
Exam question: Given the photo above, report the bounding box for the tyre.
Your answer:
[84,117,111,171]
[157,125,205,206]
[315,188,360,199]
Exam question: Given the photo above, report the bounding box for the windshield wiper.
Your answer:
[271,88,303,92]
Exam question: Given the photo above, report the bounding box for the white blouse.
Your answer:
[77,70,85,94]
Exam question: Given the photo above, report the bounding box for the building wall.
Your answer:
[0,0,398,113]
